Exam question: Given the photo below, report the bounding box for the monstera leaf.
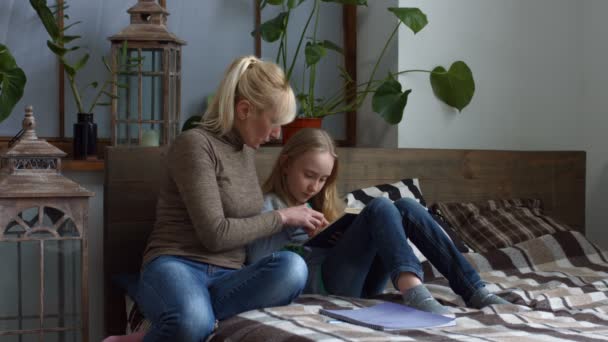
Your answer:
[0,44,27,124]
[372,76,412,125]
[430,61,475,112]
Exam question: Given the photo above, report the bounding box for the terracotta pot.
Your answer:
[282,117,323,144]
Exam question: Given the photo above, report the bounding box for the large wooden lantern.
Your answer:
[109,0,186,147]
[0,106,93,341]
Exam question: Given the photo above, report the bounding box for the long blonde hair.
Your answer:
[263,128,343,222]
[201,55,296,135]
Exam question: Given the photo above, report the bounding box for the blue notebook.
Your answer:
[319,302,455,331]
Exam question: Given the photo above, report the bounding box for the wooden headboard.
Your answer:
[104,146,585,335]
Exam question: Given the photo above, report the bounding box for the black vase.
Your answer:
[73,113,97,160]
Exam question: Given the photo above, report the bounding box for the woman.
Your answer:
[248,128,510,315]
[104,56,327,342]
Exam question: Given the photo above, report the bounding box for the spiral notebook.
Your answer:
[320,302,455,331]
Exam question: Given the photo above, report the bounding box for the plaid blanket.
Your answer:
[131,231,608,341]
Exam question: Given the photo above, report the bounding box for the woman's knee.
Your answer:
[273,251,308,292]
[173,300,216,341]
[176,301,215,341]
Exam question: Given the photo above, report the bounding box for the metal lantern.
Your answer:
[109,0,186,147]
[0,106,93,341]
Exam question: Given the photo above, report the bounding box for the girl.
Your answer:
[104,56,328,342]
[248,128,510,315]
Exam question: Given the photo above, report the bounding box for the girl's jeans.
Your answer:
[136,251,307,342]
[321,197,483,301]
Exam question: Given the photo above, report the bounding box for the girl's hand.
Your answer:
[277,205,328,235]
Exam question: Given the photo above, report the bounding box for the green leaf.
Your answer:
[90,81,98,88]
[388,7,428,34]
[73,53,90,71]
[102,91,118,99]
[372,77,411,124]
[61,20,81,32]
[182,115,201,132]
[320,40,343,54]
[252,12,288,42]
[61,35,81,44]
[29,0,60,40]
[102,56,112,72]
[61,57,76,77]
[267,0,284,5]
[430,61,475,111]
[305,42,326,67]
[47,40,67,56]
[0,44,27,123]
[321,0,367,5]
[117,83,129,89]
[96,102,111,106]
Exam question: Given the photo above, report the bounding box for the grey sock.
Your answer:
[467,287,510,309]
[402,285,451,316]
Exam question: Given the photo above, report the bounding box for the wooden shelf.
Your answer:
[62,158,105,172]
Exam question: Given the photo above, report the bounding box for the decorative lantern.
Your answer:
[109,0,186,147]
[0,106,93,341]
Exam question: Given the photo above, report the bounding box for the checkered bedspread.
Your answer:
[131,230,608,341]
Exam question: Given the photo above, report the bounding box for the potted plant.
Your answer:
[0,44,27,125]
[29,0,136,159]
[254,0,475,142]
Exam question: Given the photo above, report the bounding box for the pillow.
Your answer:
[346,179,426,209]
[343,179,470,262]
[433,198,571,252]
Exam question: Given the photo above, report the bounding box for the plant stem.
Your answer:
[67,75,84,113]
[281,8,290,70]
[358,21,400,108]
[307,0,320,118]
[286,1,316,81]
[87,79,111,113]
[394,69,433,75]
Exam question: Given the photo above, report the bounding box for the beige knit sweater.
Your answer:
[142,127,283,269]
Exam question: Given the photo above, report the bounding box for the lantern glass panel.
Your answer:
[0,241,41,331]
[142,74,163,121]
[116,123,128,145]
[43,240,82,332]
[129,124,141,145]
[5,221,26,237]
[141,49,162,72]
[42,206,64,228]
[116,123,142,145]
[57,219,79,238]
[117,74,129,120]
[20,207,38,226]
[127,70,139,120]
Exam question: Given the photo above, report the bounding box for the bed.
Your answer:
[104,146,605,341]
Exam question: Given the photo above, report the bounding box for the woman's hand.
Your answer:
[277,205,329,236]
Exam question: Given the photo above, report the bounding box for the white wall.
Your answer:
[582,0,608,248]
[395,0,583,150]
[359,0,608,246]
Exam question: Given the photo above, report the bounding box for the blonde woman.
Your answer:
[248,128,510,315]
[104,56,327,342]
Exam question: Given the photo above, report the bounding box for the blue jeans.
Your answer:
[136,251,307,342]
[321,197,483,301]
